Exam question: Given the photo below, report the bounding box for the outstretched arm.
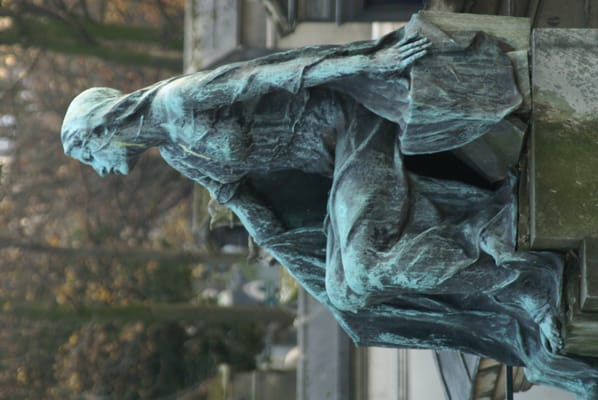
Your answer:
[302,33,430,84]
[159,33,430,112]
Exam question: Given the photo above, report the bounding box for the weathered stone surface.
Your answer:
[529,28,598,359]
[580,239,598,312]
[419,11,530,51]
[530,29,598,250]
[507,49,532,113]
[531,0,588,28]
[563,254,598,357]
[184,0,239,71]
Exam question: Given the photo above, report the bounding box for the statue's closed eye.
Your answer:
[64,137,83,155]
[81,149,94,163]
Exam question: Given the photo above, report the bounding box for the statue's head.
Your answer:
[61,87,139,176]
[61,87,154,176]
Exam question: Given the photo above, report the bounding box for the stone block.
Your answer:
[563,253,598,357]
[419,11,531,51]
[529,29,598,250]
[184,0,240,71]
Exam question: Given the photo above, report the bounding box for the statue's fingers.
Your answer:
[400,48,429,67]
[400,41,432,60]
[398,37,430,53]
[398,32,420,46]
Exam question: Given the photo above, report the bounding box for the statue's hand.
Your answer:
[376,33,431,73]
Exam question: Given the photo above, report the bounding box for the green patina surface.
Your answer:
[61,17,598,397]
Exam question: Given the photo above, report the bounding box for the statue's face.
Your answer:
[64,129,132,177]
[62,87,136,177]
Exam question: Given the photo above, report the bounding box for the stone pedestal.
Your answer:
[563,241,598,357]
[528,29,598,356]
[529,29,598,250]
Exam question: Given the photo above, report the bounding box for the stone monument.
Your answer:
[60,12,598,399]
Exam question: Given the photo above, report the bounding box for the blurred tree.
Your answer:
[0,1,294,398]
[51,320,266,399]
[4,301,294,326]
[0,0,184,70]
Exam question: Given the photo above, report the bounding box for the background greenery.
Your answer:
[0,1,295,398]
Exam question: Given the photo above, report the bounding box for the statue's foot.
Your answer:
[538,311,563,353]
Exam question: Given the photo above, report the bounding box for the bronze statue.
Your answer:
[61,13,598,398]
